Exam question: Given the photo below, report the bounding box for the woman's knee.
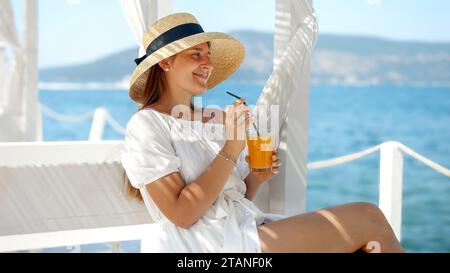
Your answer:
[350,202,387,222]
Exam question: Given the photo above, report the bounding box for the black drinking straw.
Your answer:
[226,91,261,137]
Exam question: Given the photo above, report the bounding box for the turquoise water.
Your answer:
[38,84,450,252]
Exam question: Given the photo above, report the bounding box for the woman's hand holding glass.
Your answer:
[245,150,282,183]
[222,98,253,161]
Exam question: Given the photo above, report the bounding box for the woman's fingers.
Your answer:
[236,109,251,123]
[225,98,252,140]
[237,113,252,129]
[232,98,246,108]
[226,99,246,117]
[272,153,281,168]
[236,105,252,130]
[265,150,281,174]
[235,105,249,118]
[228,103,248,123]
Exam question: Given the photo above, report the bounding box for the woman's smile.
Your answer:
[192,72,209,85]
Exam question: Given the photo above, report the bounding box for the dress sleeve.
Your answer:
[121,111,181,189]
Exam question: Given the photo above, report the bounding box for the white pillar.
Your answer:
[23,0,43,141]
[111,242,121,253]
[379,141,404,241]
[89,107,109,141]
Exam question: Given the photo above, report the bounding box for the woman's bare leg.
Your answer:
[258,202,404,253]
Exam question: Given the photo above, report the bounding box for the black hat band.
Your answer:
[135,23,205,66]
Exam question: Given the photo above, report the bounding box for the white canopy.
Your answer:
[120,0,172,57]
[0,0,42,142]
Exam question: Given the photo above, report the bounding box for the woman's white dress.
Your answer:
[121,108,285,253]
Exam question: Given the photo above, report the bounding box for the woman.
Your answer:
[121,12,404,253]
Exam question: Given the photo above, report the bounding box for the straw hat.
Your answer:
[129,12,245,104]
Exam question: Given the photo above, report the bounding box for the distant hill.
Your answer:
[312,34,450,86]
[39,32,450,87]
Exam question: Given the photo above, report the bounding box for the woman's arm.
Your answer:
[145,99,251,229]
[146,143,243,229]
[244,173,264,201]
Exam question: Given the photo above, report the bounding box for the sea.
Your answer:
[36,83,450,253]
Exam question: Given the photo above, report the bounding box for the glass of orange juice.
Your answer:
[246,132,274,172]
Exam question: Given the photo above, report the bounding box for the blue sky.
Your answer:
[10,0,450,68]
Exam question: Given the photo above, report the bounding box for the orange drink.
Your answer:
[246,135,274,171]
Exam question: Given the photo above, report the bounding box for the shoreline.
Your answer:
[38,81,450,91]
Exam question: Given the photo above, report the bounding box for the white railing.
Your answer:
[0,224,155,253]
[40,104,126,140]
[308,141,450,241]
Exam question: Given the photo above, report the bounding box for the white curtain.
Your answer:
[253,0,318,215]
[120,0,172,57]
[0,0,25,141]
[0,0,18,112]
[0,0,42,142]
[0,0,20,46]
[0,47,4,103]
